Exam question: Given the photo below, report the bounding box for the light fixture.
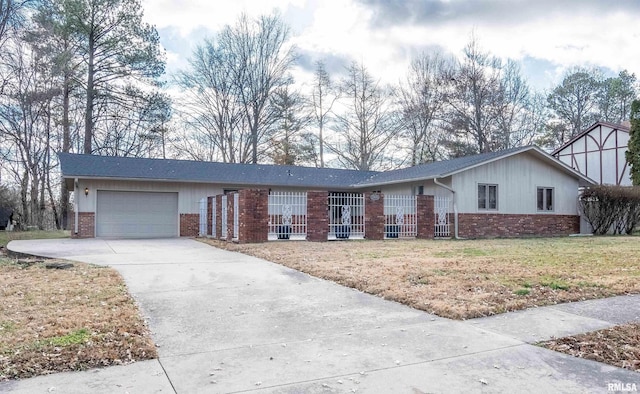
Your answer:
[84,187,89,196]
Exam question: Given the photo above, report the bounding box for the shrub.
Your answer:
[579,185,640,235]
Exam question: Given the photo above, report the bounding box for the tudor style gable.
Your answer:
[552,122,631,186]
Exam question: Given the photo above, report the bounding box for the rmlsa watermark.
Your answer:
[608,382,638,392]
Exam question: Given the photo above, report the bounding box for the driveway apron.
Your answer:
[3,238,638,393]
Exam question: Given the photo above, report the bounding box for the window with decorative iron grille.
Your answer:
[268,192,307,240]
[384,195,417,238]
[328,192,364,240]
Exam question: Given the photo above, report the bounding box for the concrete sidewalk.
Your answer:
[2,238,638,393]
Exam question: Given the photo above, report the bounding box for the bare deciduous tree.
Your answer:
[175,38,251,163]
[221,13,295,164]
[311,60,338,167]
[328,61,399,171]
[443,38,503,155]
[397,52,450,165]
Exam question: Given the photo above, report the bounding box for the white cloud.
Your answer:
[144,0,640,91]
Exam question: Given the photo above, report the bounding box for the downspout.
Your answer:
[74,178,79,235]
[434,177,459,239]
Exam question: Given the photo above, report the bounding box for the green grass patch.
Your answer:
[541,279,570,291]
[0,321,16,333]
[514,288,530,296]
[0,230,69,248]
[37,328,91,348]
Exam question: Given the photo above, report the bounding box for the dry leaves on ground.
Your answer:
[0,257,156,380]
[539,323,640,372]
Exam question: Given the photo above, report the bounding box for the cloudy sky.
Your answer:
[141,0,640,91]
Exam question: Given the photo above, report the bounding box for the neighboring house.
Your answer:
[551,121,631,186]
[58,145,593,241]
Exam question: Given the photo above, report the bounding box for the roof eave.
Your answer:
[63,174,359,190]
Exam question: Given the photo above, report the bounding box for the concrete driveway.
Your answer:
[2,238,638,393]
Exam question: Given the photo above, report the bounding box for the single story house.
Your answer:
[58,145,594,241]
[552,121,631,186]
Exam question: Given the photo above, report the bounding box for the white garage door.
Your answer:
[96,191,179,238]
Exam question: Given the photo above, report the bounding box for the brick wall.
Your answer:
[458,213,580,238]
[72,212,95,238]
[238,189,268,243]
[307,191,329,242]
[215,195,222,239]
[364,192,384,240]
[180,213,199,237]
[416,195,435,239]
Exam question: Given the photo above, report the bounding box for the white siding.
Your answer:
[554,124,631,186]
[452,152,579,215]
[77,179,221,214]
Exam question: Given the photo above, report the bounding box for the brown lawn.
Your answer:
[0,256,156,380]
[201,237,640,320]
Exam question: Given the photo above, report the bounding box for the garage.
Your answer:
[96,191,179,238]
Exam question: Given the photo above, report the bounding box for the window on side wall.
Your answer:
[537,187,554,211]
[478,184,498,210]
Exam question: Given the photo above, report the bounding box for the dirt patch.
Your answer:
[0,256,156,380]
[201,237,640,320]
[539,323,640,372]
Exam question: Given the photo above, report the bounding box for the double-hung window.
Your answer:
[537,187,554,211]
[478,184,498,210]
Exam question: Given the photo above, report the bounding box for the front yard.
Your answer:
[204,236,640,372]
[0,238,156,380]
[203,236,640,320]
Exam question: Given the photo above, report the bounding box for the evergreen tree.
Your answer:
[626,100,640,185]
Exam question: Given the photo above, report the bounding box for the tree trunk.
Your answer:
[60,71,71,228]
[84,28,95,154]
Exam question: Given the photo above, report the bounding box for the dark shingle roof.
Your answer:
[354,146,529,187]
[59,145,594,189]
[58,153,379,189]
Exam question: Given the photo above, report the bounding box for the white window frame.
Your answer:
[478,183,498,211]
[537,187,554,212]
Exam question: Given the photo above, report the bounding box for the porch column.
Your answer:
[306,191,329,242]
[416,195,435,239]
[364,192,384,240]
[238,189,269,243]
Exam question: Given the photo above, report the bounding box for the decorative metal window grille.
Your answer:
[211,196,216,238]
[233,193,239,240]
[384,195,417,238]
[221,195,228,239]
[328,192,364,240]
[434,196,452,238]
[198,198,207,236]
[268,192,307,240]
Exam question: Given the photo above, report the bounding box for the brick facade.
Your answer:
[458,213,580,238]
[180,213,199,237]
[364,192,384,240]
[215,195,222,239]
[416,195,435,239]
[72,212,95,238]
[238,189,269,243]
[306,191,329,242]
